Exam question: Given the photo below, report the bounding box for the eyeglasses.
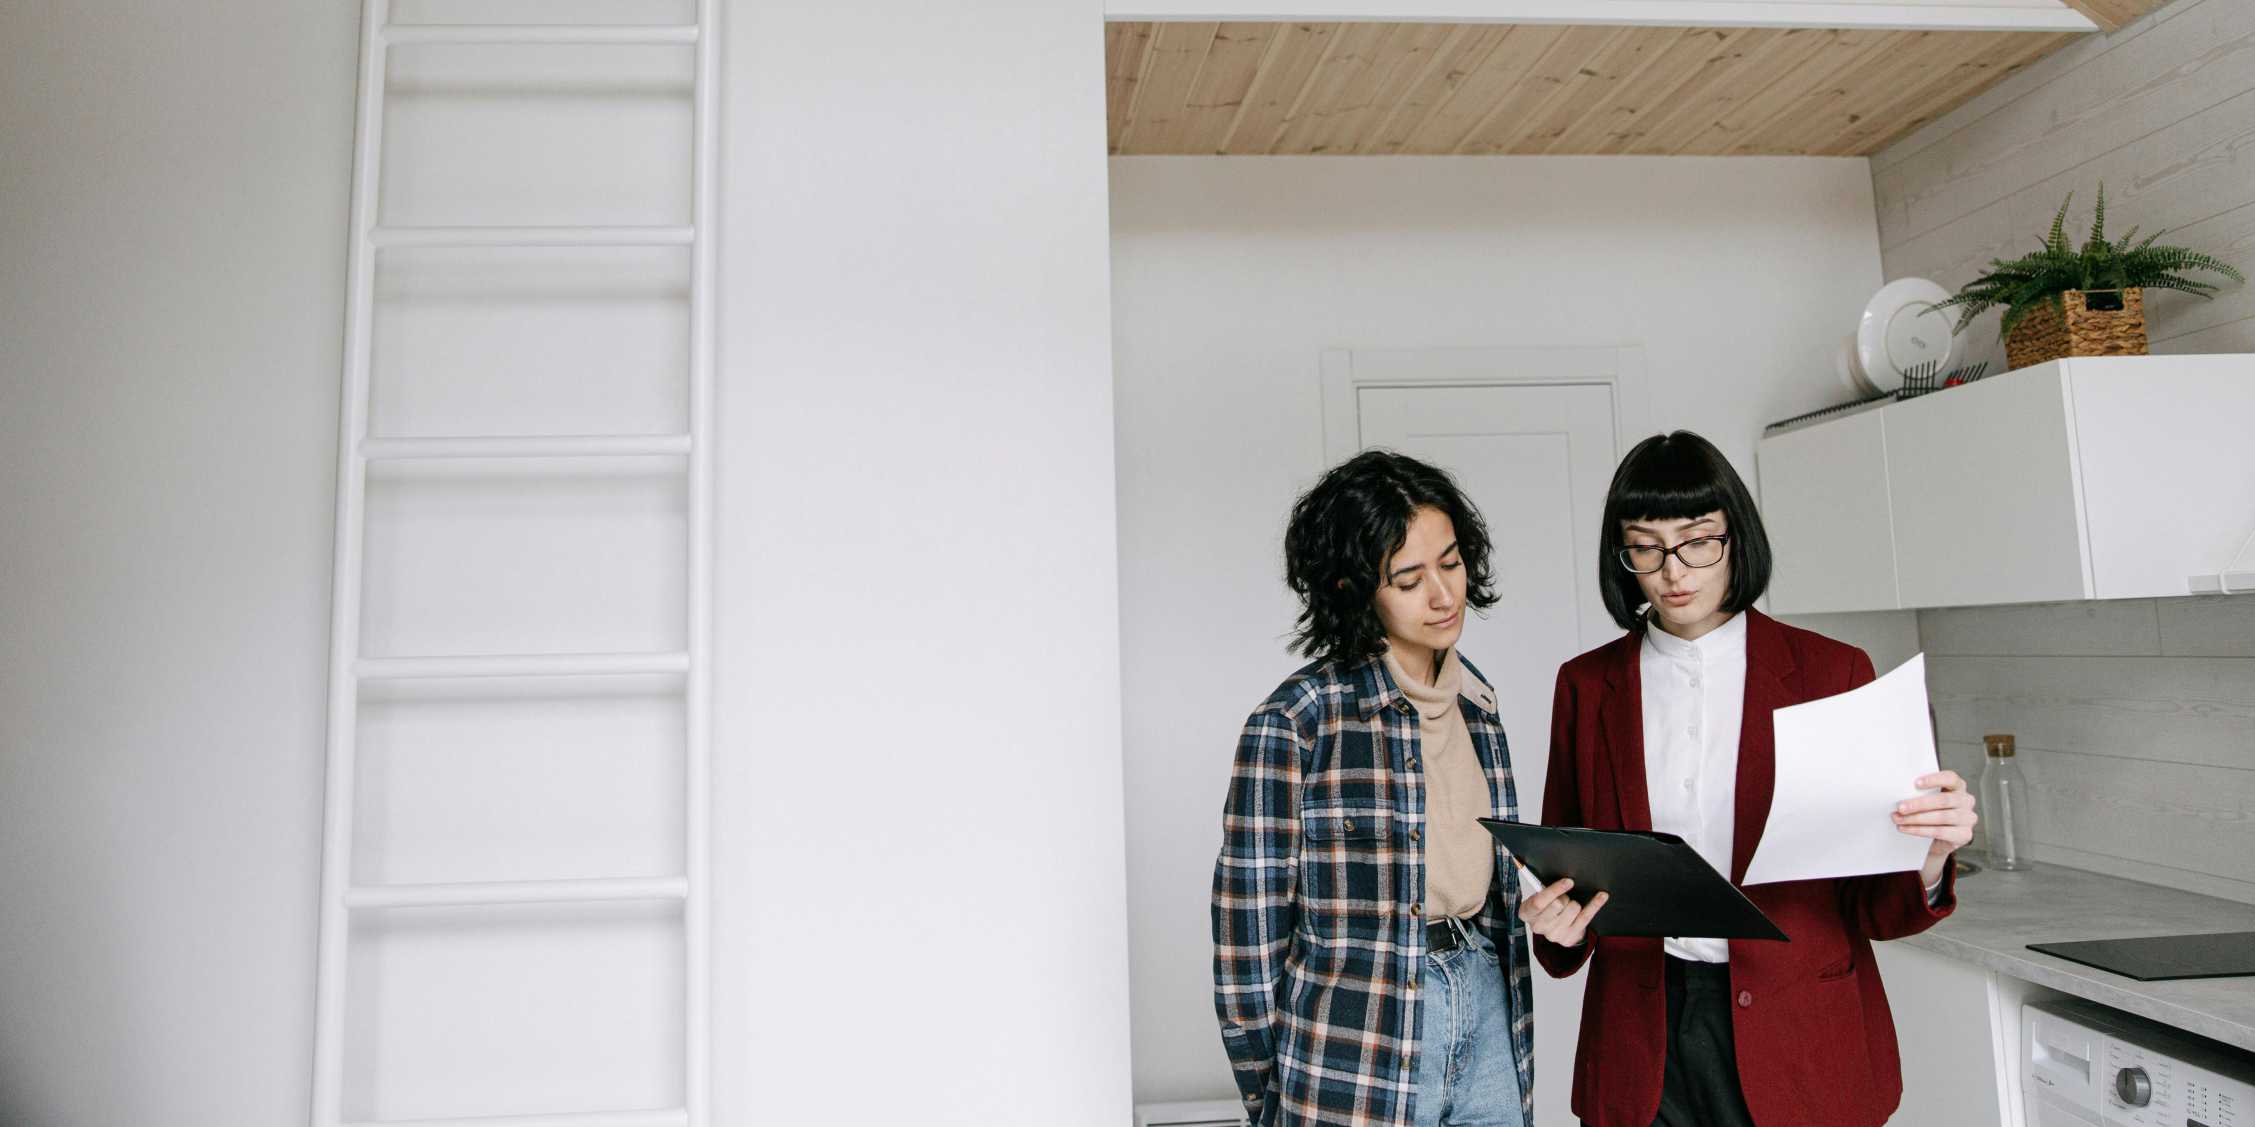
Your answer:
[1616,534,1730,575]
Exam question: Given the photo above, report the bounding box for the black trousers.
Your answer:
[1650,956,1759,1127]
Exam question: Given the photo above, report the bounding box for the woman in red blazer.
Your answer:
[1518,431,1977,1127]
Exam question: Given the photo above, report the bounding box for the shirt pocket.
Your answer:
[1298,802,1400,933]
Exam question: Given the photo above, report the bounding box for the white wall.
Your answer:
[1108,155,1915,1110]
[711,2,1135,1125]
[1870,0,2255,907]
[1872,0,2255,363]
[0,3,358,1125]
[4,2,1138,1124]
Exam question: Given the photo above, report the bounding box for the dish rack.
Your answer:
[1764,361,1992,436]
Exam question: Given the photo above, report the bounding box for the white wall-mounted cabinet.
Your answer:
[1760,408,1902,614]
[1885,363,2092,608]
[1760,355,2255,614]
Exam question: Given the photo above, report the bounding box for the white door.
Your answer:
[1356,381,1621,1127]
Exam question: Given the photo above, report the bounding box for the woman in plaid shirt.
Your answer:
[1213,450,1536,1127]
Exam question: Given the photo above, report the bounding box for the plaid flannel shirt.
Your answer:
[1213,653,1535,1127]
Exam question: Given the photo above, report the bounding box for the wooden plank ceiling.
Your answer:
[1105,21,2083,156]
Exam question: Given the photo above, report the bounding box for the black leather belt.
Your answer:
[1666,954,1731,982]
[1426,916,1477,952]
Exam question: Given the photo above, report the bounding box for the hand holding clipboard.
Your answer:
[1480,819,1788,941]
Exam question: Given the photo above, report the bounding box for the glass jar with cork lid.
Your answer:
[1979,734,2031,871]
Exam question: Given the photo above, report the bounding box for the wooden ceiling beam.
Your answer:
[1103,17,2114,157]
[1394,24,1570,154]
[1105,2,2097,33]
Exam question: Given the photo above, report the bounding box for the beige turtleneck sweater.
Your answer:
[1384,647,1495,921]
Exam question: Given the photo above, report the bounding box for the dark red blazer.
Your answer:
[1535,609,1957,1127]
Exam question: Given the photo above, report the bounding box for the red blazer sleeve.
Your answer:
[1834,646,1959,940]
[1533,666,1597,978]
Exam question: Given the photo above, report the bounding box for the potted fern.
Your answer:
[1934,185,2243,371]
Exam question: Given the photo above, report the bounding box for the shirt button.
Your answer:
[1687,725,1699,737]
[1395,699,1415,715]
[1737,990,1754,1008]
[1411,901,1423,916]
[1689,676,1701,688]
[1410,828,1422,842]
[1682,778,1695,792]
[1343,819,1356,832]
[1407,756,1420,770]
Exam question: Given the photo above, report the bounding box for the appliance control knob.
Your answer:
[2114,1066,2152,1107]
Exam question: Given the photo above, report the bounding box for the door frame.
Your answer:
[1320,344,1653,464]
[1325,346,1648,1127]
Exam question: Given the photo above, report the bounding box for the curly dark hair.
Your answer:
[1283,450,1499,663]
[1598,431,1773,631]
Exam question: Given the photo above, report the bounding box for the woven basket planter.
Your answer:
[2005,287,2149,370]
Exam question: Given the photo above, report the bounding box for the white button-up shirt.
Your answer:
[1639,611,1749,963]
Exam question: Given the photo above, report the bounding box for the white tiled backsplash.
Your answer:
[1920,595,2255,905]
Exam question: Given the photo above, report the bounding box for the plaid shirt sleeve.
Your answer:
[1211,695,1306,1117]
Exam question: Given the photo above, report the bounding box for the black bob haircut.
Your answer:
[1599,430,1773,632]
[1283,449,1499,663]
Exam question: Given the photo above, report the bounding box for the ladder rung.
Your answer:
[362,434,691,461]
[382,24,699,46]
[346,876,690,910]
[356,652,691,680]
[370,226,695,249]
[345,1108,689,1127]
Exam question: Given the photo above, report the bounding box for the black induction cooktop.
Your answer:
[2027,931,2255,982]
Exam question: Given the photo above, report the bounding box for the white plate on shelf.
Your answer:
[1857,278,1958,394]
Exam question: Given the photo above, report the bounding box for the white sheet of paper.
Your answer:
[1741,653,1939,886]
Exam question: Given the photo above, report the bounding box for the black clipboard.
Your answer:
[1479,818,1788,941]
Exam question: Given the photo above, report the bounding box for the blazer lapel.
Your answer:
[1600,633,1653,832]
[1731,610,1798,885]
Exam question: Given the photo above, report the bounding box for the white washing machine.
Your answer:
[2026,998,2255,1127]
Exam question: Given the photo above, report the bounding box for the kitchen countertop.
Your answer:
[1902,856,2255,1052]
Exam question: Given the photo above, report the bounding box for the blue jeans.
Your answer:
[1411,920,1526,1127]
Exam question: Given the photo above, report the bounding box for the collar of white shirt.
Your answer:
[1641,607,1749,663]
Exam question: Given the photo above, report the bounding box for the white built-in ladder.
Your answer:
[309,2,716,1125]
